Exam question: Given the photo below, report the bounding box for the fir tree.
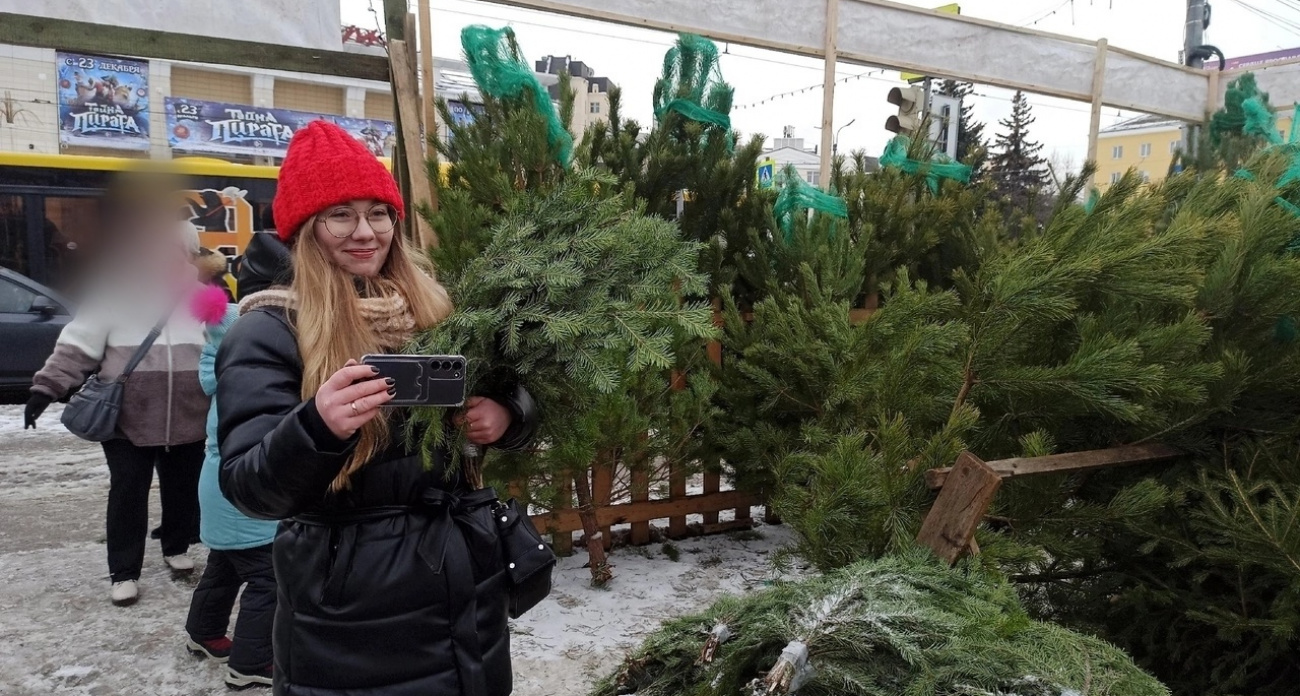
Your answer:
[416,26,717,585]
[987,91,1049,217]
[937,79,988,178]
[593,550,1169,696]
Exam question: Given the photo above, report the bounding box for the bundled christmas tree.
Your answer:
[592,550,1168,696]
[414,26,716,584]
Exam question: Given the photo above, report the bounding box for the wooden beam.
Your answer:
[916,451,1001,565]
[0,13,389,82]
[480,0,1210,122]
[925,443,1184,490]
[417,0,441,217]
[533,490,762,534]
[1086,38,1108,175]
[384,0,408,43]
[818,0,839,187]
[389,39,439,249]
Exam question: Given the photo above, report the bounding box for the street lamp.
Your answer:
[815,118,857,154]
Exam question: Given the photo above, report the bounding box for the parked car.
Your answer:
[0,268,73,404]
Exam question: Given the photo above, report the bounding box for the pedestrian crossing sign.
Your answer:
[757,159,775,189]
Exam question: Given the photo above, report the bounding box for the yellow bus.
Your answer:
[0,151,444,296]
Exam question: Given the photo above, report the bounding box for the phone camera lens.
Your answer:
[453,360,464,370]
[440,361,452,371]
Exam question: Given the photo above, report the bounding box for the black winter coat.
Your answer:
[217,305,537,696]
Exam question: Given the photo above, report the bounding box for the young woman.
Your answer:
[183,285,276,689]
[216,121,536,696]
[26,207,208,607]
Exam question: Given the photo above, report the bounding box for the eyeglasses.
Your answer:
[315,204,397,238]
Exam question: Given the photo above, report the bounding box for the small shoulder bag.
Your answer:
[61,312,170,442]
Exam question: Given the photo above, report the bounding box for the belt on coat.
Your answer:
[293,487,500,696]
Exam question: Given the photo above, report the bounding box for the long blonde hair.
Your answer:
[290,220,453,490]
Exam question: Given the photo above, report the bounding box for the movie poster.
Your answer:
[56,52,150,151]
[165,98,396,159]
[445,100,483,127]
[330,117,397,158]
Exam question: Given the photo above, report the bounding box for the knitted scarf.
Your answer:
[239,285,416,350]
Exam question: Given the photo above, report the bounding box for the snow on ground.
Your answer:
[0,405,797,695]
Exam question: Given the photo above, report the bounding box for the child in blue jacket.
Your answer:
[184,287,276,689]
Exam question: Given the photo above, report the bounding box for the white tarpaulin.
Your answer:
[490,0,1213,122]
[0,0,342,52]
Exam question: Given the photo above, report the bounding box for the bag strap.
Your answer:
[116,308,172,383]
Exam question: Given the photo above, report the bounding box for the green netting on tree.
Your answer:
[1244,97,1283,145]
[773,165,847,242]
[652,34,733,132]
[1084,187,1101,214]
[879,135,972,193]
[1211,73,1272,147]
[461,25,573,165]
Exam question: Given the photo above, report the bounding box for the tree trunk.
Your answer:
[572,467,613,586]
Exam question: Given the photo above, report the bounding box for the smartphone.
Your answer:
[360,354,467,408]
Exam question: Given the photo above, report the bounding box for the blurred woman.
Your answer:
[25,196,208,607]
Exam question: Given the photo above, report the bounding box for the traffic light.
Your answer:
[885,86,924,136]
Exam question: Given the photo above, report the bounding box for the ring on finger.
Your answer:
[350,401,358,416]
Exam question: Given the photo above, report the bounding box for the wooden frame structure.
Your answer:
[916,444,1185,564]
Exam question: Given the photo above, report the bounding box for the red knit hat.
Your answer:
[272,120,404,242]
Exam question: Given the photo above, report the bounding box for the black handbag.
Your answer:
[61,313,169,442]
[493,495,556,618]
[463,443,556,618]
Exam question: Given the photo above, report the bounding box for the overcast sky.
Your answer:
[340,0,1299,171]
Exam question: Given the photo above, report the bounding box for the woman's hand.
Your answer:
[315,359,395,440]
[454,396,512,445]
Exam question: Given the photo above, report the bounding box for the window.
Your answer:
[1139,171,1150,182]
[1139,143,1152,157]
[806,171,821,186]
[1110,172,1122,185]
[590,102,601,114]
[1112,145,1123,159]
[0,277,37,314]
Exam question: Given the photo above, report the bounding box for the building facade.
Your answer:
[1095,110,1295,190]
[0,3,617,292]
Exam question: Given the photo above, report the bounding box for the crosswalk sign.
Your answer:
[757,159,775,189]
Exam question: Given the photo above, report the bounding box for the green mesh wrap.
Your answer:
[878,135,972,193]
[1211,73,1270,147]
[653,34,733,132]
[1243,97,1283,145]
[773,165,848,242]
[461,25,573,165]
[1084,187,1101,214]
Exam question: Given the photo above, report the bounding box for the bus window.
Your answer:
[0,195,24,276]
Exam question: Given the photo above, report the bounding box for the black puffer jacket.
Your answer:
[217,244,536,695]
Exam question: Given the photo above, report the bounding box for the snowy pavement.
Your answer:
[0,404,794,695]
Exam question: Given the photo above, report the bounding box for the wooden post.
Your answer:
[667,462,688,539]
[388,39,439,250]
[916,452,1002,565]
[549,477,574,557]
[417,0,440,215]
[592,457,614,551]
[629,465,651,545]
[1086,38,1109,181]
[818,0,840,187]
[708,298,724,366]
[702,469,721,526]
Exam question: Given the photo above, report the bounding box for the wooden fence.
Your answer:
[520,301,881,555]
